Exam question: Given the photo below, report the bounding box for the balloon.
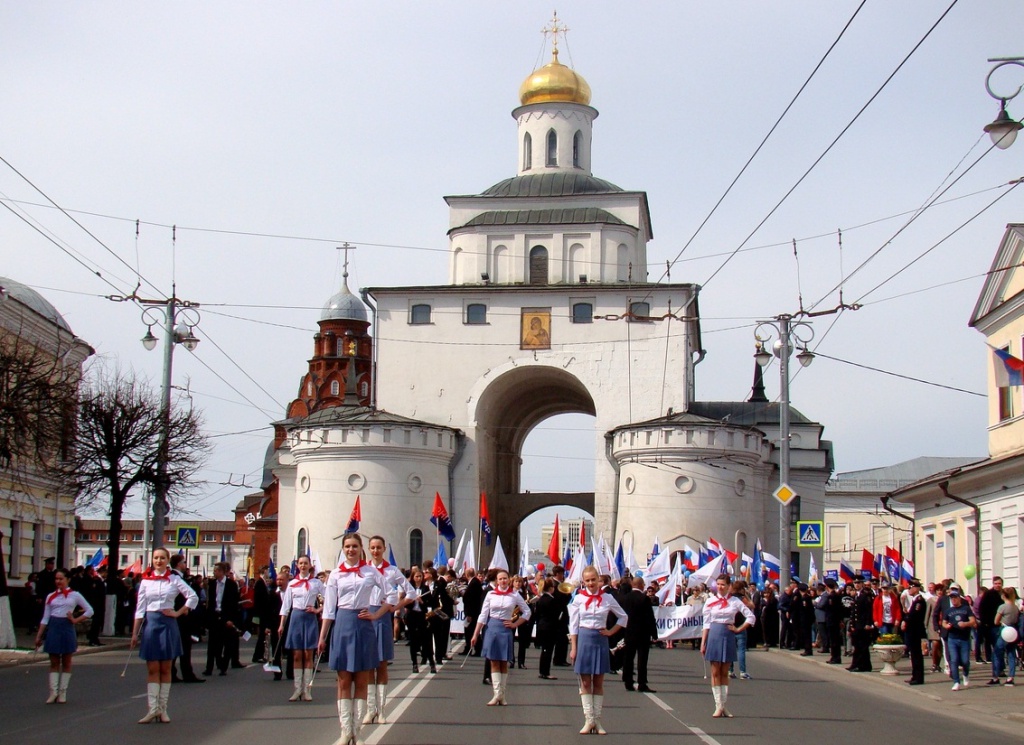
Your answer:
[963,564,977,580]
[447,558,456,568]
[536,562,545,572]
[1002,626,1019,644]
[635,570,644,578]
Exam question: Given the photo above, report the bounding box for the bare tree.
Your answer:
[70,366,209,591]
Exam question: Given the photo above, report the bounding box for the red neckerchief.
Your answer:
[580,589,603,609]
[708,595,729,609]
[142,569,170,582]
[290,577,311,589]
[339,561,367,574]
[374,561,390,574]
[47,588,71,604]
[492,588,512,596]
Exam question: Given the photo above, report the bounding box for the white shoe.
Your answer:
[338,699,353,744]
[962,676,969,689]
[951,682,961,691]
[353,699,366,745]
[46,672,59,704]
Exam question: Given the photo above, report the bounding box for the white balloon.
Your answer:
[1002,625,1019,644]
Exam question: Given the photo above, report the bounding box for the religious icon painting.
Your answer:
[520,308,551,350]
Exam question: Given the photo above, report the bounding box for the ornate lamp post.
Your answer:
[754,315,814,587]
[983,57,1024,150]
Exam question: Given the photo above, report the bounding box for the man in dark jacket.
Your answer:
[824,579,846,664]
[533,579,561,680]
[204,562,240,676]
[620,577,658,692]
[901,579,927,685]
[848,582,875,672]
[462,569,484,656]
[251,566,273,663]
[170,555,204,683]
[795,583,815,656]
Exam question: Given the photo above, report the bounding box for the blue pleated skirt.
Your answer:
[482,617,513,662]
[140,611,183,661]
[574,627,611,675]
[329,609,379,673]
[705,622,736,663]
[285,609,320,650]
[43,617,77,655]
[371,606,395,662]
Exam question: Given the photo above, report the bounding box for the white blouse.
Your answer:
[279,575,324,616]
[134,571,199,619]
[368,561,407,606]
[701,594,756,631]
[568,590,627,634]
[323,562,388,620]
[479,589,532,623]
[41,590,94,625]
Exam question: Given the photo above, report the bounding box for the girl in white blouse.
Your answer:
[569,566,627,735]
[130,546,199,724]
[700,574,755,718]
[278,555,323,702]
[470,569,532,706]
[34,568,93,704]
[317,533,392,745]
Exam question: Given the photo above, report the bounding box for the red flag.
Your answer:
[346,495,361,533]
[430,492,456,541]
[861,548,874,573]
[479,492,492,545]
[579,520,586,551]
[130,556,143,575]
[724,549,739,570]
[547,514,561,565]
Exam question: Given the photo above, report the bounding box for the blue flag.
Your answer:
[220,544,226,562]
[430,493,457,542]
[388,545,397,567]
[434,541,448,569]
[87,548,103,568]
[614,541,626,577]
[268,556,277,581]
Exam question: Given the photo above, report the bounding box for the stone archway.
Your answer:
[474,365,596,560]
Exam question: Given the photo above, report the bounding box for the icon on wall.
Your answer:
[520,308,551,350]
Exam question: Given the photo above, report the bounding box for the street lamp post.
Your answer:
[983,57,1024,150]
[138,291,200,550]
[754,315,814,588]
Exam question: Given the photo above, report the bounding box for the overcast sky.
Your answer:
[3,3,1021,549]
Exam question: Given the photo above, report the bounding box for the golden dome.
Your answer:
[518,49,591,106]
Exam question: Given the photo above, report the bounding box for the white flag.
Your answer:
[453,529,469,573]
[809,553,819,585]
[603,541,619,580]
[567,547,586,585]
[312,549,323,575]
[519,537,530,577]
[646,548,672,582]
[488,536,509,571]
[656,558,683,605]
[687,553,726,588]
[462,532,477,575]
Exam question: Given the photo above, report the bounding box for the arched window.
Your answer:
[493,245,509,283]
[466,303,487,324]
[529,246,548,285]
[573,131,581,167]
[523,132,532,170]
[296,528,307,559]
[572,302,593,324]
[568,242,585,282]
[330,380,340,396]
[336,338,344,357]
[546,129,557,166]
[410,304,432,324]
[616,244,631,282]
[409,529,423,567]
[628,301,651,321]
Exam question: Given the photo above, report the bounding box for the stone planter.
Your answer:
[872,644,905,675]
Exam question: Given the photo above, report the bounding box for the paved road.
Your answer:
[1,640,1020,745]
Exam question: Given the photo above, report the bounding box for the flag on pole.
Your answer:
[651,535,661,559]
[900,557,914,587]
[724,549,739,574]
[614,540,626,578]
[567,548,586,584]
[87,548,103,568]
[434,541,448,569]
[547,514,562,565]
[761,550,781,581]
[430,492,456,542]
[698,547,710,568]
[646,547,672,582]
[740,553,753,578]
[884,546,901,582]
[312,549,323,575]
[873,553,884,579]
[602,541,619,580]
[347,495,361,533]
[129,556,143,575]
[752,539,765,590]
[291,558,299,575]
[488,536,509,571]
[706,537,723,558]
[579,521,586,551]
[479,492,492,546]
[627,543,640,575]
[860,548,874,575]
[268,556,277,581]
[808,553,819,585]
[682,545,697,572]
[657,559,683,604]
[839,559,856,583]
[388,545,397,567]
[453,529,470,573]
[561,543,573,571]
[688,553,726,588]
[519,537,530,577]
[992,345,1024,387]
[460,532,476,576]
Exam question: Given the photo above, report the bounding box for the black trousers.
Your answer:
[851,628,873,671]
[206,613,231,673]
[174,614,198,679]
[827,624,843,663]
[537,627,555,676]
[406,611,432,665]
[622,638,650,689]
[554,622,570,664]
[906,630,925,682]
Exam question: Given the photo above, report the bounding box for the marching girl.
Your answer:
[700,573,755,718]
[34,568,93,704]
[470,568,531,706]
[278,555,323,702]
[318,533,392,745]
[130,547,198,723]
[569,566,627,735]
[363,535,408,725]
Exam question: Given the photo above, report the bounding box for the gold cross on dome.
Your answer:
[542,11,570,60]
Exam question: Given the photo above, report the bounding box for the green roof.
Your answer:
[479,172,624,197]
[455,207,629,232]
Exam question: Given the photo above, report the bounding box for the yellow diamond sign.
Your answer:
[773,483,798,506]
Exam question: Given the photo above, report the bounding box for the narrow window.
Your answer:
[572,302,593,323]
[529,246,548,285]
[523,132,532,170]
[573,131,581,167]
[409,529,423,567]
[410,304,432,324]
[297,528,307,558]
[466,303,487,324]
[628,301,650,321]
[330,380,340,396]
[336,338,344,356]
[546,129,557,166]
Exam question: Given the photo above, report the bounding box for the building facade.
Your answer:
[75,519,241,577]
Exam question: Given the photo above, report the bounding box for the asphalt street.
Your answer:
[1,640,1020,745]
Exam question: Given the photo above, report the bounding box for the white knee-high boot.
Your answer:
[46,672,60,704]
[362,682,377,723]
[498,671,508,705]
[289,670,303,701]
[487,672,502,705]
[302,668,313,701]
[139,683,161,723]
[337,699,353,744]
[720,685,732,718]
[376,683,388,724]
[579,693,594,734]
[711,685,723,717]
[158,683,171,722]
[592,694,606,734]
[353,699,366,745]
[56,672,70,703]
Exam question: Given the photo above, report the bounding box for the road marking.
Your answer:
[646,691,724,745]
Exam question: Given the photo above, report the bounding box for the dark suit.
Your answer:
[903,593,927,683]
[251,577,272,662]
[205,576,240,674]
[620,588,657,690]
[171,568,200,681]
[534,592,560,677]
[553,585,572,665]
[462,577,484,656]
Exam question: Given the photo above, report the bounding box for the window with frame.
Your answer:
[628,301,651,321]
[546,129,557,166]
[523,132,532,170]
[998,345,1015,421]
[572,302,593,323]
[573,130,581,167]
[466,303,487,324]
[330,380,340,396]
[409,529,423,567]
[410,304,432,325]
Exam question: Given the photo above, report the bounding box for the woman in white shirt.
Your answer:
[700,573,755,718]
[470,569,531,706]
[34,568,93,704]
[130,546,199,724]
[278,555,323,702]
[363,535,409,726]
[569,566,627,735]
[318,533,392,745]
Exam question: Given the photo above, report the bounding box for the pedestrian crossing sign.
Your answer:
[176,526,199,548]
[796,521,823,548]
